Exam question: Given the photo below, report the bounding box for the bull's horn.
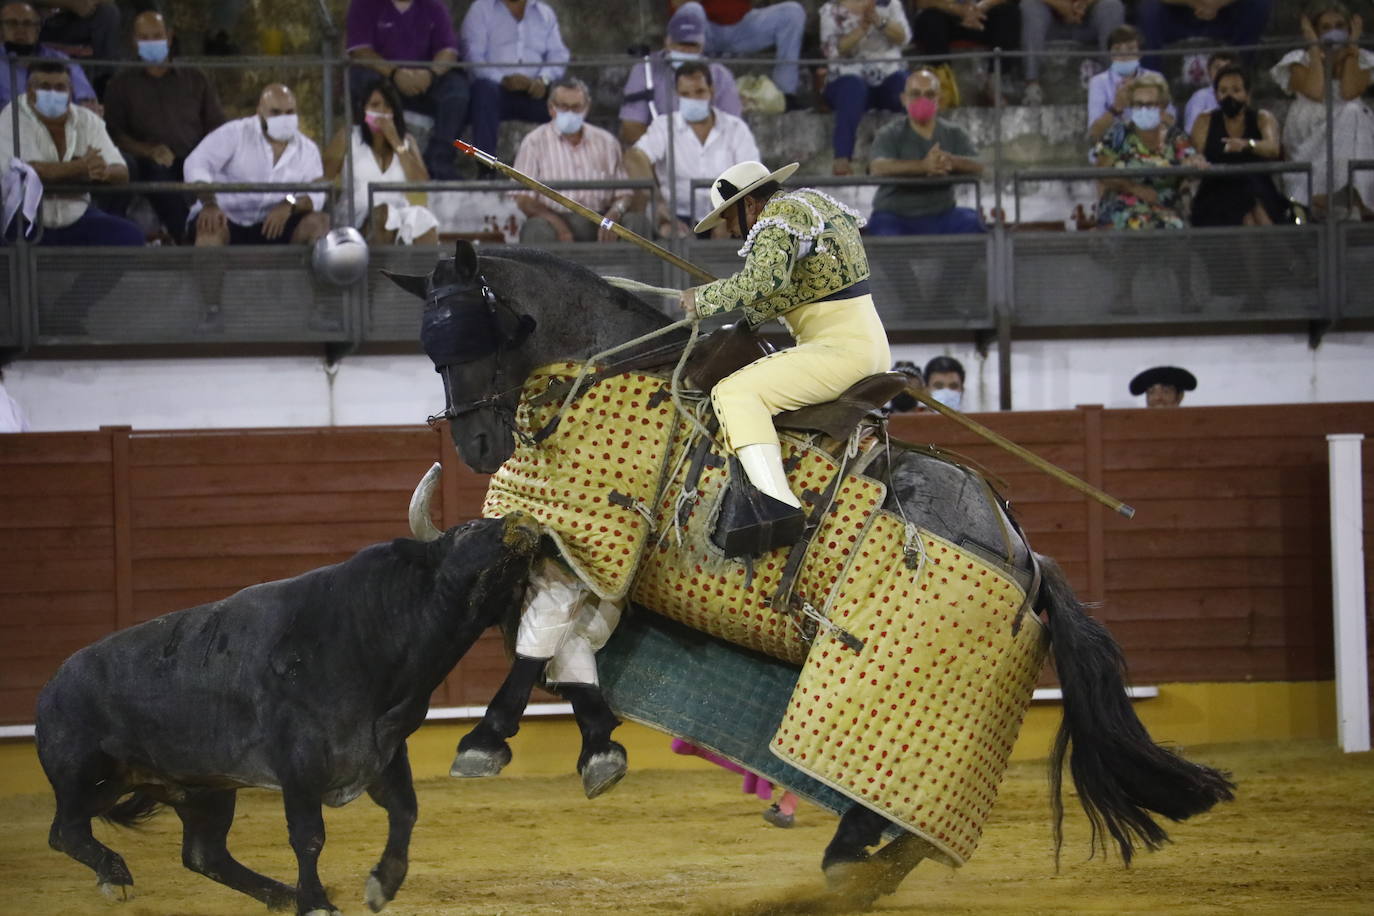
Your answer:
[409,462,445,542]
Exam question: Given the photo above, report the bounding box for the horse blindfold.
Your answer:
[420,284,536,368]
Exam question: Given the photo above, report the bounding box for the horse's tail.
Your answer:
[1037,554,1235,865]
[100,792,162,829]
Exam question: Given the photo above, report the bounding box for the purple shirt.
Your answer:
[346,0,459,63]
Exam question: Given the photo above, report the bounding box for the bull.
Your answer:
[35,509,542,916]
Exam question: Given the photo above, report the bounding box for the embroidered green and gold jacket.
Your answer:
[694,189,870,327]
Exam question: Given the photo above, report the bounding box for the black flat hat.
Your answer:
[1129,366,1198,396]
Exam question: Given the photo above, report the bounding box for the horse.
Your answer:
[385,240,1235,905]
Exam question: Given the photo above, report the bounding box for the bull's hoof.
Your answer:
[823,857,882,911]
[579,746,627,799]
[449,744,512,778]
[97,881,133,903]
[364,874,389,912]
[303,909,342,916]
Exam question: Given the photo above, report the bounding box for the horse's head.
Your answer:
[386,240,537,473]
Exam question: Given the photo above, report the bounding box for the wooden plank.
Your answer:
[130,427,437,467]
[1103,437,1328,471]
[0,590,115,626]
[132,491,422,528]
[1121,645,1330,682]
[1107,617,1323,650]
[1,622,114,655]
[1103,496,1319,532]
[0,555,115,594]
[0,463,112,497]
[129,460,437,498]
[0,432,112,463]
[1105,528,1313,560]
[1104,587,1318,620]
[1082,405,1105,603]
[1101,466,1325,500]
[108,427,134,632]
[1103,402,1374,441]
[0,526,114,554]
[131,555,353,592]
[132,521,413,560]
[0,688,42,725]
[1104,557,1320,591]
[438,423,463,530]
[0,654,79,690]
[888,409,1091,446]
[1003,500,1087,534]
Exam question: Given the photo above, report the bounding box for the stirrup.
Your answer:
[712,460,805,559]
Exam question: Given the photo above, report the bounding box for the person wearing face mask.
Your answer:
[0,1,96,110]
[668,1,807,108]
[102,11,225,244]
[322,80,438,245]
[922,356,965,411]
[511,75,643,243]
[1086,25,1175,143]
[1271,3,1374,220]
[618,4,742,146]
[1190,65,1287,227]
[819,0,911,177]
[183,83,330,248]
[626,61,760,239]
[1137,0,1274,74]
[1182,50,1238,134]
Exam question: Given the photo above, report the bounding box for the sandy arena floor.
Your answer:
[1,739,1370,916]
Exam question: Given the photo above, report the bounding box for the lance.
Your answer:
[455,140,1135,520]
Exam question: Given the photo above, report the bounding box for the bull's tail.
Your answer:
[100,792,162,829]
[1038,554,1234,865]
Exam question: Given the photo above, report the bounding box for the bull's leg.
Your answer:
[560,684,627,799]
[282,787,337,916]
[362,744,417,913]
[450,655,546,778]
[174,789,296,911]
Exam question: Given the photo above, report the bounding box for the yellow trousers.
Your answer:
[710,294,892,451]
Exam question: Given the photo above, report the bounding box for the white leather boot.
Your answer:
[735,442,802,509]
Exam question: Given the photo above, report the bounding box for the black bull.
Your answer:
[35,513,542,916]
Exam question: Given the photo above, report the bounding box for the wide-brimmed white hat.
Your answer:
[694,160,799,233]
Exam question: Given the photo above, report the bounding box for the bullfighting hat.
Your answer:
[1129,365,1198,396]
[694,160,799,233]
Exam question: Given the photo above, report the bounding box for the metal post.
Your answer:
[992,51,1011,410]
[1323,37,1337,328]
[1327,433,1369,753]
[9,55,33,349]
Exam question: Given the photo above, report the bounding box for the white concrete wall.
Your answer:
[6,330,1373,432]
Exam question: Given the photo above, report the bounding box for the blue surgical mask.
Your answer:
[137,39,169,63]
[553,109,584,135]
[1321,28,1350,43]
[667,49,701,68]
[1130,106,1161,130]
[931,388,963,411]
[1110,58,1139,77]
[33,88,69,119]
[679,96,711,123]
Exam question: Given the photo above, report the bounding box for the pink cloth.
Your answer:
[671,738,775,800]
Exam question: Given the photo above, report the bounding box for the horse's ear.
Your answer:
[453,240,480,283]
[382,270,429,300]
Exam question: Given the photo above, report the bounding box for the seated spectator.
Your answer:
[323,80,439,245]
[1271,5,1374,219]
[619,4,742,146]
[867,68,984,236]
[0,60,140,245]
[907,0,1021,98]
[34,1,120,64]
[670,1,807,106]
[1182,50,1238,134]
[346,0,467,181]
[883,359,923,413]
[1129,365,1196,407]
[923,355,965,410]
[1190,65,1287,226]
[1021,0,1126,107]
[511,76,643,243]
[1087,25,1176,143]
[184,83,330,247]
[625,61,760,238]
[0,1,96,109]
[461,0,568,160]
[820,0,911,176]
[1137,0,1273,72]
[1091,72,1201,229]
[103,10,225,244]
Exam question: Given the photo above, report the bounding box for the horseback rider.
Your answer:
[681,160,892,549]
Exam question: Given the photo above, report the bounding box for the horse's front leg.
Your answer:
[547,594,627,798]
[822,804,928,909]
[451,655,546,777]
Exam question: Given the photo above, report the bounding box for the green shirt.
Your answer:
[869,117,978,219]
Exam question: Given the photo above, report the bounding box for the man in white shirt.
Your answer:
[625,61,760,238]
[184,83,330,246]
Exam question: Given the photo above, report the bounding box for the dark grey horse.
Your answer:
[387,241,1234,905]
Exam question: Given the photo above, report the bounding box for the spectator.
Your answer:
[867,68,984,236]
[908,0,1021,99]
[625,61,760,238]
[34,0,120,70]
[1271,4,1374,219]
[1091,72,1201,229]
[184,83,330,247]
[1182,50,1239,134]
[618,3,742,146]
[0,366,29,432]
[1129,365,1196,407]
[0,1,96,109]
[923,355,964,410]
[1190,65,1286,226]
[0,60,139,244]
[1137,0,1273,73]
[669,1,807,106]
[512,75,643,243]
[1087,25,1175,143]
[1021,0,1126,107]
[103,10,225,244]
[461,0,568,160]
[820,0,912,176]
[322,80,439,245]
[883,358,923,413]
[345,0,467,181]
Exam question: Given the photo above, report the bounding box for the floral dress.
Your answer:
[1090,122,1198,229]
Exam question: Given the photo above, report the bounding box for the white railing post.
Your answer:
[1328,433,1369,753]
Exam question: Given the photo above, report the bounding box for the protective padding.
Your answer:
[772,520,1049,866]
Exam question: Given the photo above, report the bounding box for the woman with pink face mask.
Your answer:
[323,81,440,244]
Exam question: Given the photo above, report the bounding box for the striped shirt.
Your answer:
[510,121,634,216]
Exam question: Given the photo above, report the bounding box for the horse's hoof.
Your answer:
[449,745,512,778]
[97,881,133,903]
[823,858,881,910]
[364,874,390,912]
[580,749,627,799]
[303,909,342,916]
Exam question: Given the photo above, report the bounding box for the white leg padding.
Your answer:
[545,597,623,686]
[736,442,801,508]
[515,557,589,660]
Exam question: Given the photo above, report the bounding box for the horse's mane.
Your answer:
[479,246,672,327]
